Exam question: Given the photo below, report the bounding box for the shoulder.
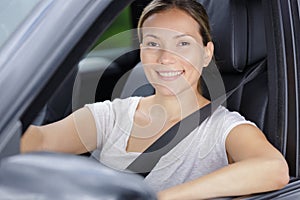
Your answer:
[85,96,141,115]
[205,106,257,143]
[83,97,142,146]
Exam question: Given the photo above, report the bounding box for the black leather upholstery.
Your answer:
[198,0,269,134]
[200,0,266,72]
[95,50,141,102]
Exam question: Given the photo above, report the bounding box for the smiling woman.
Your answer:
[21,0,289,199]
[140,12,213,97]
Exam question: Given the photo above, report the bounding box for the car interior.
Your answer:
[40,1,268,127]
[28,0,300,198]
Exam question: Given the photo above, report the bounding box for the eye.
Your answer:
[147,41,160,47]
[178,41,190,46]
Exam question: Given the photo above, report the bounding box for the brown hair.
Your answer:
[138,0,212,46]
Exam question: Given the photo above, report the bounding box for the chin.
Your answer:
[154,84,182,97]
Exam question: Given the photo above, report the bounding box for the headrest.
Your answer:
[198,0,266,73]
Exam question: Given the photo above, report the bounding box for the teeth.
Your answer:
[158,71,183,77]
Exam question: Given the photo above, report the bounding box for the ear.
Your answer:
[203,41,214,67]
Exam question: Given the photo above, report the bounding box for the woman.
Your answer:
[22,0,289,199]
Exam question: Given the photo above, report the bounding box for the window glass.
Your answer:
[73,5,136,110]
[92,6,133,51]
[0,0,41,48]
[298,0,300,19]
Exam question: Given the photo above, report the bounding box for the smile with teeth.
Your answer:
[157,70,184,78]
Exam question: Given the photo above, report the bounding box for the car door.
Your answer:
[0,0,132,157]
[0,1,156,199]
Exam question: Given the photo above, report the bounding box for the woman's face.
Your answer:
[140,8,213,97]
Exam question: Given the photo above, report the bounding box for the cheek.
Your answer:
[140,49,158,64]
[183,61,203,77]
[140,48,147,60]
[178,49,205,73]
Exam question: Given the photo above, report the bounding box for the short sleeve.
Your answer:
[217,108,257,146]
[197,106,257,160]
[85,100,115,150]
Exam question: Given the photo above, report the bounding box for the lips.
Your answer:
[156,70,184,80]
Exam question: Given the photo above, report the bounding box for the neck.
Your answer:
[149,89,210,121]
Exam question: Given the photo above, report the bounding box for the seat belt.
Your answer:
[126,59,267,178]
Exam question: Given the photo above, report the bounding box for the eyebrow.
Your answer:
[143,34,160,39]
[143,33,194,39]
[174,34,194,39]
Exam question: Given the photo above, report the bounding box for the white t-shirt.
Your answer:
[85,97,255,192]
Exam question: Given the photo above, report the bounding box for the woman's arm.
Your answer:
[157,124,289,200]
[21,107,97,154]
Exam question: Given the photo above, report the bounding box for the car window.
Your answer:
[92,6,133,51]
[298,0,300,18]
[72,5,137,110]
[0,0,41,49]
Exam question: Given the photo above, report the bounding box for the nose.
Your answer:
[158,49,176,65]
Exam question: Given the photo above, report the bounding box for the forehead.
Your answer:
[142,8,201,39]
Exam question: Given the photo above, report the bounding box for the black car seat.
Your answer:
[199,0,269,132]
[198,0,289,161]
